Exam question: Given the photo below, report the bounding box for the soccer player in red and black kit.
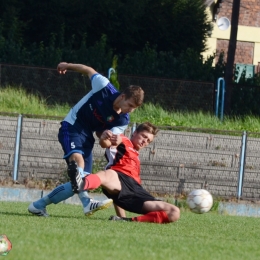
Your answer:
[69,122,180,224]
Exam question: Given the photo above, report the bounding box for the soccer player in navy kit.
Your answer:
[69,122,180,224]
[28,62,144,217]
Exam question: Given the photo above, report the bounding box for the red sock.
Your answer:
[83,174,101,190]
[132,211,170,224]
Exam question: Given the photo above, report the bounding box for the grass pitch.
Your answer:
[0,201,259,260]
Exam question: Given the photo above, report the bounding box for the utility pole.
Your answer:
[224,0,241,114]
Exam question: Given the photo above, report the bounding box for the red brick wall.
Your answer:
[215,0,259,65]
[216,39,254,64]
[218,0,260,27]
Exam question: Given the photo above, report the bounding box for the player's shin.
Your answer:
[78,191,91,207]
[83,174,101,190]
[48,182,74,203]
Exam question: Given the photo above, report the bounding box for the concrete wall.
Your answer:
[1,115,260,200]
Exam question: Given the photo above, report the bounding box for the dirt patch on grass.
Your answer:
[0,177,61,191]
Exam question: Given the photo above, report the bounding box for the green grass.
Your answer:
[1,86,260,132]
[0,201,259,260]
[0,87,70,117]
[131,103,260,132]
[1,88,259,260]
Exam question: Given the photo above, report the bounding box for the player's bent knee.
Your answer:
[69,153,83,163]
[168,206,180,222]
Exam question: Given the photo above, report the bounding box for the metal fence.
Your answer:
[0,63,215,113]
[2,63,260,116]
[1,114,260,200]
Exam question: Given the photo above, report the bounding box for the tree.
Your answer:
[0,0,211,56]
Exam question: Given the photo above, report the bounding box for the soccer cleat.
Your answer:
[28,202,49,217]
[67,160,84,193]
[108,215,127,221]
[84,198,113,216]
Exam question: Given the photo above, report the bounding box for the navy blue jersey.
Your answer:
[63,74,129,134]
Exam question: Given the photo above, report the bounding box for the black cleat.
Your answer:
[109,215,131,222]
[67,160,81,193]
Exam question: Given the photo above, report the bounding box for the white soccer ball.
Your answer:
[0,235,12,255]
[187,189,213,214]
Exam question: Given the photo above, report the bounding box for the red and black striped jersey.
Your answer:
[105,135,141,184]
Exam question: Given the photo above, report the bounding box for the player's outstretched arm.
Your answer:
[57,62,97,79]
[113,203,126,217]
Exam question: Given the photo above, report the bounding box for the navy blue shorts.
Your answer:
[58,121,95,172]
[102,172,159,214]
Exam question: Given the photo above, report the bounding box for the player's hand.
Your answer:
[110,134,122,146]
[57,62,68,74]
[100,130,113,140]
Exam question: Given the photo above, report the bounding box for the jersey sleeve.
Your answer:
[90,74,110,93]
[110,125,128,134]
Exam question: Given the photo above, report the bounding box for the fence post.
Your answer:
[131,122,136,135]
[107,68,115,79]
[237,131,247,199]
[13,114,23,181]
[130,123,136,137]
[215,77,225,121]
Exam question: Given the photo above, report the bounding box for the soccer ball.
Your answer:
[0,235,12,256]
[187,189,213,214]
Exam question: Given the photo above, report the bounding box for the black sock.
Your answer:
[122,217,132,222]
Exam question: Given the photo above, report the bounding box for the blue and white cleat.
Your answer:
[28,202,49,217]
[84,199,113,216]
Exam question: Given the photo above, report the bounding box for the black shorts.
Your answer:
[102,171,158,214]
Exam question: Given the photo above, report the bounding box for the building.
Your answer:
[203,0,260,79]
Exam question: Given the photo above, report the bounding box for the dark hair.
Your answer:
[121,85,144,106]
[135,122,159,136]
